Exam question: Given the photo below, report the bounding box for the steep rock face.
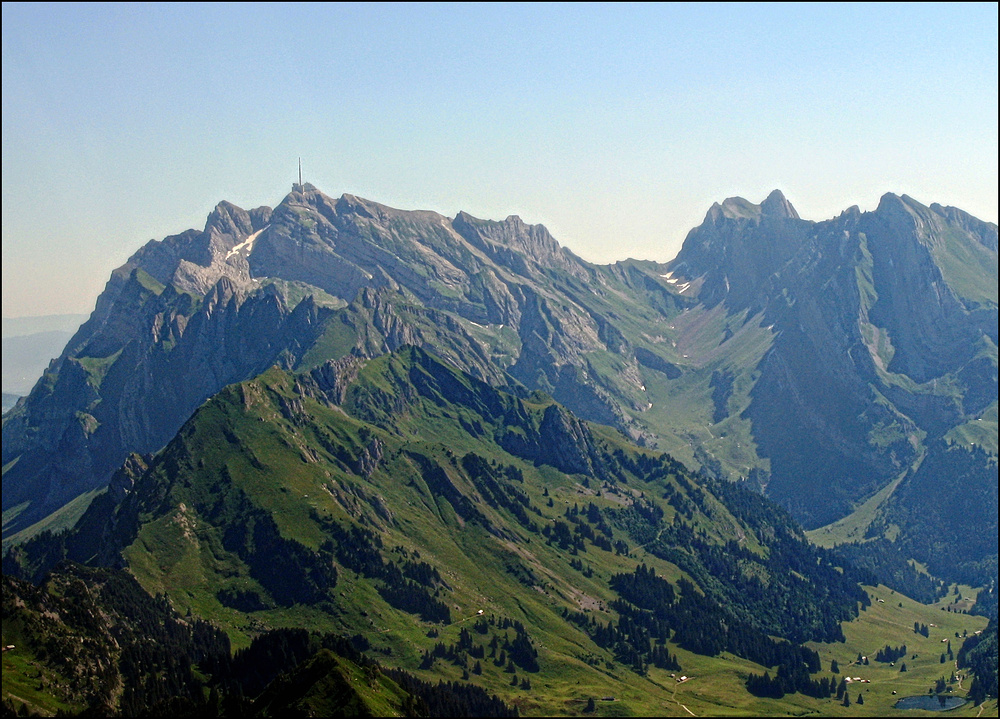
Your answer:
[114,200,272,296]
[865,194,991,382]
[247,188,378,303]
[739,210,918,524]
[342,286,507,388]
[669,191,996,531]
[452,210,586,279]
[667,190,813,311]
[249,188,605,347]
[245,185,641,431]
[500,403,608,478]
[2,268,332,535]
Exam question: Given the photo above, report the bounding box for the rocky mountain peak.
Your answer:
[872,193,999,255]
[205,201,255,241]
[708,196,760,223]
[452,210,570,274]
[671,190,812,310]
[873,192,921,226]
[336,193,406,222]
[704,191,799,225]
[760,189,800,220]
[105,197,274,298]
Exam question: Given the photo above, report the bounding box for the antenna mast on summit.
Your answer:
[298,158,303,188]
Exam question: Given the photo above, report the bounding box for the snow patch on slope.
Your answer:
[226,226,269,260]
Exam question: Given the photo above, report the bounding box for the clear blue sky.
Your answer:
[3,2,997,316]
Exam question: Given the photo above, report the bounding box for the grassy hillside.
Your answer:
[4,573,990,717]
[5,346,909,716]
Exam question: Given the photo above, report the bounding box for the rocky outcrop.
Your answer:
[452,211,585,279]
[111,200,273,297]
[864,194,988,382]
[2,270,335,535]
[488,400,621,480]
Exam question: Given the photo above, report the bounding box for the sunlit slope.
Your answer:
[7,345,875,715]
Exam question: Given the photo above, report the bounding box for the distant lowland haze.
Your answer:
[2,314,89,402]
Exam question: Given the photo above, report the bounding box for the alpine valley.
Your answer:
[2,184,996,717]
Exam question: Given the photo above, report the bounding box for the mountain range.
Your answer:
[1,183,996,715]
